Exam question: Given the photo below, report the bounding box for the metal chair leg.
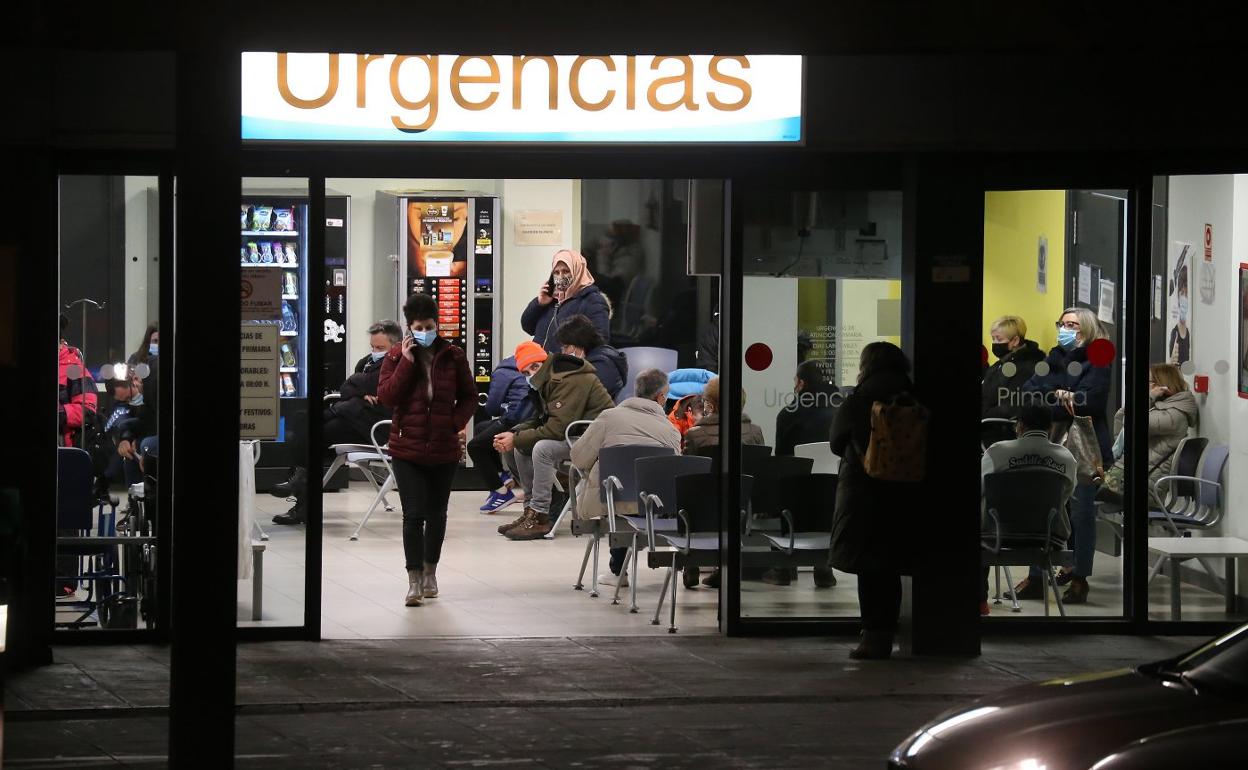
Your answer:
[993,566,1001,604]
[320,455,346,488]
[629,535,641,613]
[611,545,629,606]
[350,474,394,541]
[652,565,672,625]
[252,518,269,542]
[1147,554,1167,584]
[1002,565,1021,612]
[589,535,600,598]
[574,531,595,590]
[668,555,679,633]
[1046,569,1067,618]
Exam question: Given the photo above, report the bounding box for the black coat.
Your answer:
[775,383,838,456]
[829,368,915,575]
[586,343,628,400]
[981,339,1046,444]
[520,284,612,353]
[1022,344,1114,465]
[325,354,391,441]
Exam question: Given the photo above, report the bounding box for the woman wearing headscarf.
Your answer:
[521,249,612,353]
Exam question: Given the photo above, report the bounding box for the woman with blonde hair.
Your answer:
[1015,306,1112,605]
[1100,363,1198,499]
[982,314,1046,445]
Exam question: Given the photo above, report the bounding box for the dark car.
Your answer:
[889,624,1248,770]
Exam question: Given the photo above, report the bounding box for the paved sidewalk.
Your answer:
[3,634,1204,768]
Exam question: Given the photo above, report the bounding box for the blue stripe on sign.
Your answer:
[242,116,803,143]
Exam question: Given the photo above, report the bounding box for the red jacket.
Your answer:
[59,343,98,447]
[377,338,477,464]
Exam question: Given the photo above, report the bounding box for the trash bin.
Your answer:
[99,593,139,629]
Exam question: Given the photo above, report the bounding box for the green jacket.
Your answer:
[514,354,615,453]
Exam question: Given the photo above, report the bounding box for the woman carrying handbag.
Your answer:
[1016,307,1113,604]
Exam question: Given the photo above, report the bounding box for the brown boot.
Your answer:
[498,508,532,535]
[849,630,894,660]
[505,508,552,540]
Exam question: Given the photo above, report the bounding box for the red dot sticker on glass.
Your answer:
[1087,338,1116,368]
[745,343,773,371]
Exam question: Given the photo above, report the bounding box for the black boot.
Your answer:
[272,493,306,525]
[269,466,307,498]
[849,630,894,660]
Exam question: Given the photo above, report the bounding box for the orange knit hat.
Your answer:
[514,341,548,371]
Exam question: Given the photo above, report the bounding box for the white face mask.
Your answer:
[1178,295,1190,321]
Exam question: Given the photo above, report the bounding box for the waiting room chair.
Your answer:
[651,472,754,632]
[323,429,396,516]
[56,447,124,629]
[744,455,814,536]
[759,473,838,566]
[793,442,839,474]
[549,419,594,540]
[981,470,1075,617]
[608,454,713,612]
[573,444,674,598]
[694,443,772,476]
[348,420,397,541]
[615,347,679,401]
[1147,443,1230,589]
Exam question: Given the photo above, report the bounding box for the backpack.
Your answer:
[863,393,929,482]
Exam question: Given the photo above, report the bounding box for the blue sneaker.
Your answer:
[498,471,512,486]
[480,489,516,513]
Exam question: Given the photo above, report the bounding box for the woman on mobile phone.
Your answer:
[378,293,477,607]
[520,249,612,353]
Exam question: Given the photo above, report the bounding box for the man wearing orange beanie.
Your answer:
[493,340,614,540]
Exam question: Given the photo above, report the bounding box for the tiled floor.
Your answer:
[229,480,1244,637]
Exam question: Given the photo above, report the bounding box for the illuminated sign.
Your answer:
[241,53,803,143]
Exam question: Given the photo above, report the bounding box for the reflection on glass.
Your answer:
[738,189,903,620]
[55,175,161,632]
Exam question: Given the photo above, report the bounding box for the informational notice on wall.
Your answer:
[1097,279,1116,324]
[514,210,563,246]
[240,323,280,439]
[241,267,282,321]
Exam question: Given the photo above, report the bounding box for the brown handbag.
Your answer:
[1052,413,1104,484]
[863,394,929,483]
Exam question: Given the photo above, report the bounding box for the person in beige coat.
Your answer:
[571,369,681,586]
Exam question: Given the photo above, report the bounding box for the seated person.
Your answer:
[555,313,628,401]
[978,405,1077,613]
[665,368,713,443]
[1099,362,1198,503]
[271,320,401,525]
[774,360,838,456]
[682,377,765,589]
[493,341,615,541]
[570,369,682,586]
[668,394,704,443]
[469,354,537,513]
[58,316,97,449]
[100,374,152,489]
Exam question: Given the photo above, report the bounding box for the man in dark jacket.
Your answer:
[493,341,616,540]
[271,320,401,525]
[981,315,1046,446]
[775,360,840,456]
[468,355,536,512]
[555,313,628,400]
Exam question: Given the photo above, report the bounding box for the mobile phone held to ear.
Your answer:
[545,275,556,297]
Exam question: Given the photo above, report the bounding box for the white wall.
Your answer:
[123,177,159,351]
[742,276,800,448]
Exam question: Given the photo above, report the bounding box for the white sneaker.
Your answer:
[599,572,628,587]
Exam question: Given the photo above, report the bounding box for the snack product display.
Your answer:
[284,243,297,264]
[252,206,272,231]
[246,242,261,263]
[273,208,295,231]
[241,206,250,230]
[259,242,274,263]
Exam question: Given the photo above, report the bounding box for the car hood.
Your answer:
[894,669,1247,770]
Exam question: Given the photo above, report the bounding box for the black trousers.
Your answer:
[391,458,457,570]
[466,417,511,490]
[857,570,902,633]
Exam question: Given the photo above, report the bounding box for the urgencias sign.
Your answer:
[241,53,803,143]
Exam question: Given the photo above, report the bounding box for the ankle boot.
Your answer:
[849,630,894,660]
[405,569,424,606]
[422,564,439,598]
[269,466,307,498]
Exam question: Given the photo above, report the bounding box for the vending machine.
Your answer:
[376,191,501,486]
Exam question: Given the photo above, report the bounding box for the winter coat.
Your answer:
[484,356,534,426]
[775,383,839,456]
[377,339,477,465]
[325,354,390,440]
[1022,344,1113,465]
[513,354,616,454]
[667,368,714,399]
[586,344,628,400]
[1110,389,1199,488]
[521,284,612,353]
[570,397,682,519]
[829,368,915,574]
[683,412,765,455]
[58,344,97,447]
[982,340,1046,417]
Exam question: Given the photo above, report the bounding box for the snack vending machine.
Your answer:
[377,191,501,476]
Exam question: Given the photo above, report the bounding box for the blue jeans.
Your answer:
[1031,481,1097,580]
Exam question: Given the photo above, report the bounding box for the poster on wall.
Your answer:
[1240,264,1248,399]
[1036,236,1048,294]
[1201,223,1216,305]
[1097,279,1116,325]
[1168,242,1193,366]
[407,201,468,278]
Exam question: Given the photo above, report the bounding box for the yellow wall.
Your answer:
[983,190,1067,353]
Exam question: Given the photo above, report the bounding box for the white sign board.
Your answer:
[240,324,280,439]
[241,267,283,321]
[241,53,803,144]
[514,210,564,246]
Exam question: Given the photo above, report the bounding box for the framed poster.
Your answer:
[1240,264,1248,399]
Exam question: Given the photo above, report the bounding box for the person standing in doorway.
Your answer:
[378,294,477,607]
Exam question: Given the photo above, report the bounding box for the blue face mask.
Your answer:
[148,343,159,357]
[1057,327,1079,350]
[412,328,437,347]
[369,351,386,362]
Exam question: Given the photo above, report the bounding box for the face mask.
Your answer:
[991,342,1012,360]
[1057,328,1079,350]
[130,393,144,406]
[525,375,536,389]
[1178,295,1190,321]
[553,274,571,291]
[370,351,386,362]
[411,328,437,347]
[148,343,159,357]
